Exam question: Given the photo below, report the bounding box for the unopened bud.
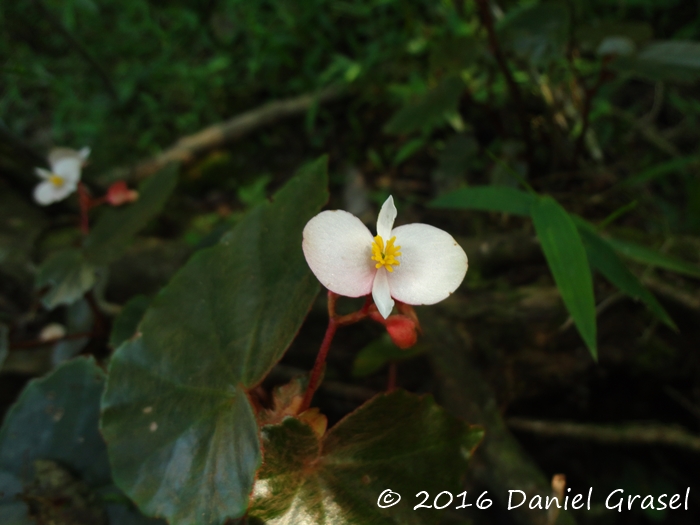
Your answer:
[106,181,139,206]
[370,313,417,349]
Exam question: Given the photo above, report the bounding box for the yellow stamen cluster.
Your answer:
[371,235,401,272]
[49,174,65,187]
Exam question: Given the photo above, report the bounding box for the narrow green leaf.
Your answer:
[250,390,483,525]
[109,295,151,348]
[531,197,597,359]
[606,238,700,279]
[352,335,424,378]
[100,157,329,525]
[84,164,178,266]
[0,358,109,522]
[393,138,426,166]
[36,249,96,310]
[623,155,700,186]
[429,186,536,216]
[384,77,465,135]
[575,219,676,330]
[615,41,700,84]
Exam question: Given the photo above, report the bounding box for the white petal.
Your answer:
[52,157,82,183]
[35,167,52,180]
[376,195,397,240]
[33,181,58,205]
[372,267,394,318]
[387,223,468,305]
[302,210,377,297]
[53,180,78,201]
[78,146,91,160]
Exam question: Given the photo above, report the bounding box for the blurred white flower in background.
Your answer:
[33,146,90,205]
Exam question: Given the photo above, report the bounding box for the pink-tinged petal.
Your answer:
[376,195,397,240]
[35,167,52,180]
[33,181,57,205]
[388,223,468,305]
[372,268,394,318]
[52,157,82,183]
[302,209,376,297]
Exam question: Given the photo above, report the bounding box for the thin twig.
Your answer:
[131,86,345,179]
[508,417,700,453]
[10,332,93,350]
[474,0,534,162]
[573,63,609,161]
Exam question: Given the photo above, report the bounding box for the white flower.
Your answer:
[302,196,468,318]
[33,147,91,205]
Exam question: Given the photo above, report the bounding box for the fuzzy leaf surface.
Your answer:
[250,390,483,525]
[36,249,96,310]
[84,164,178,266]
[100,157,329,525]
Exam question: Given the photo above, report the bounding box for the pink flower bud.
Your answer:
[106,181,139,206]
[370,312,418,349]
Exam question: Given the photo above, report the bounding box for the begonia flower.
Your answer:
[303,196,468,319]
[33,147,90,205]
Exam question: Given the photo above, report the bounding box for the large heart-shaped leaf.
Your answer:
[36,249,97,310]
[429,186,535,216]
[531,197,597,360]
[83,164,178,266]
[100,157,329,525]
[250,390,483,525]
[0,358,110,523]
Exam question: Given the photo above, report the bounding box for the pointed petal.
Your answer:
[33,181,58,205]
[35,167,52,180]
[302,210,376,297]
[372,268,394,318]
[376,195,397,240]
[52,157,82,183]
[78,146,91,160]
[388,223,468,305]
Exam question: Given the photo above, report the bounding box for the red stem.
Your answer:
[300,293,373,412]
[387,362,397,392]
[300,318,337,412]
[78,182,90,235]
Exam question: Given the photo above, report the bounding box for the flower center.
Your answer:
[49,174,65,188]
[371,235,401,272]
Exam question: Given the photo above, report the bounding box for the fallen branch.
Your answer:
[131,86,345,179]
[507,418,700,453]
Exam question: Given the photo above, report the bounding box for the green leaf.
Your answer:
[352,335,425,378]
[250,390,483,525]
[614,41,700,84]
[36,249,96,310]
[384,77,465,135]
[83,164,178,266]
[531,197,597,359]
[605,238,700,279]
[429,186,536,216]
[100,157,329,525]
[0,324,7,371]
[497,3,570,64]
[0,358,110,523]
[393,138,426,166]
[624,155,700,187]
[52,298,93,366]
[575,219,676,330]
[109,295,151,348]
